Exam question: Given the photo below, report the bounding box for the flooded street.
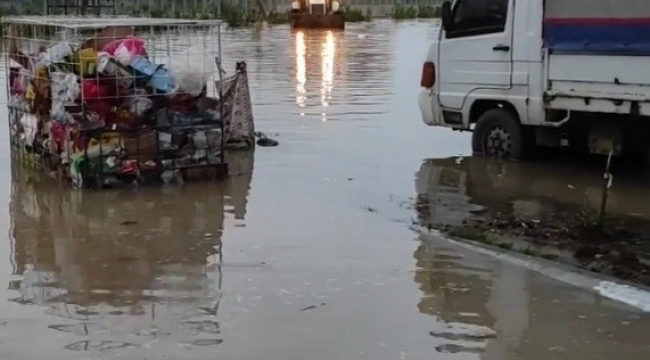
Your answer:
[1,20,650,359]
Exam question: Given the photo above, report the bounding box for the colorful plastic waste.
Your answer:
[129,56,175,94]
[6,26,241,189]
[103,37,147,65]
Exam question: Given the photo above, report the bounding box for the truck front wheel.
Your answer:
[472,109,524,159]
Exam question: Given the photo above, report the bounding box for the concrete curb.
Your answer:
[411,225,650,312]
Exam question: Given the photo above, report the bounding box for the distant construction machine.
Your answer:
[289,0,345,30]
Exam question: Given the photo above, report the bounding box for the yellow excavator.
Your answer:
[289,0,345,30]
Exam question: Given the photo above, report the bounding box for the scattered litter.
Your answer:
[255,132,279,147]
[299,302,327,312]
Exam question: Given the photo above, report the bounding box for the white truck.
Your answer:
[418,0,650,160]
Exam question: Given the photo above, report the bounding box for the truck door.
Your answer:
[438,0,514,110]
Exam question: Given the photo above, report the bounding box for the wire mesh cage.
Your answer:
[45,0,118,16]
[3,15,237,189]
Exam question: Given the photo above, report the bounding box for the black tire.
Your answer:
[472,108,524,159]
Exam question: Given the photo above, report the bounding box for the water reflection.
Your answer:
[413,156,650,359]
[413,232,650,359]
[293,30,336,121]
[295,31,307,108]
[415,156,650,227]
[7,150,253,349]
[413,239,498,355]
[321,31,335,109]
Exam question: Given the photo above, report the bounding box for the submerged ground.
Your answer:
[0,20,649,359]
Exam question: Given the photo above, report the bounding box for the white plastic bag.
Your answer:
[49,72,79,123]
[166,45,216,97]
[31,42,75,69]
[50,71,80,103]
[46,42,75,62]
[97,51,113,73]
[50,100,74,123]
[20,114,39,146]
[114,44,134,65]
[127,96,153,116]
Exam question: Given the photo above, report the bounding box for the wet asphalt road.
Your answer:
[1,20,650,359]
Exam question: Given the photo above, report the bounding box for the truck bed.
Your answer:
[544,54,650,115]
[546,54,650,100]
[543,0,650,114]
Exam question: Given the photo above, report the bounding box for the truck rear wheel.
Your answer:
[472,108,523,159]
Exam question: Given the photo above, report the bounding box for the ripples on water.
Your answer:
[1,20,650,359]
[220,23,395,123]
[0,21,402,356]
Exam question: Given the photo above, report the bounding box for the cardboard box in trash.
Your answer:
[123,131,158,164]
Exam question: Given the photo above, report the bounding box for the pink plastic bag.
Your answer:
[102,37,147,65]
[10,69,29,97]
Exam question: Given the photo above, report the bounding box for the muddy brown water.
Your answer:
[1,21,650,359]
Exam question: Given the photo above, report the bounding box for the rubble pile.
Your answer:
[6,24,245,188]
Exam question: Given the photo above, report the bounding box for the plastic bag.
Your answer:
[81,79,110,100]
[50,100,73,123]
[50,72,80,103]
[31,42,75,70]
[20,114,39,146]
[97,51,135,89]
[9,95,30,113]
[103,37,146,65]
[125,91,153,116]
[10,68,30,97]
[165,45,216,97]
[130,56,175,94]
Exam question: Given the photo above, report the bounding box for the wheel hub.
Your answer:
[484,127,512,158]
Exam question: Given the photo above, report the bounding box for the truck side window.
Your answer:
[447,0,508,38]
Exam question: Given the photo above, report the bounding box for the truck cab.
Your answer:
[419,0,650,160]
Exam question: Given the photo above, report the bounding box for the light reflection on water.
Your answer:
[320,30,335,112]
[294,30,337,121]
[295,30,306,108]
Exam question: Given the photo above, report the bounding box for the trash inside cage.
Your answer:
[3,16,256,189]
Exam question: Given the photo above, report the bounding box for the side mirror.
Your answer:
[441,1,453,32]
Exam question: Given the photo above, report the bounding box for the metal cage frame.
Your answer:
[3,15,229,189]
[45,0,118,16]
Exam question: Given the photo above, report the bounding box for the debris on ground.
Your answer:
[435,209,650,286]
[255,132,279,147]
